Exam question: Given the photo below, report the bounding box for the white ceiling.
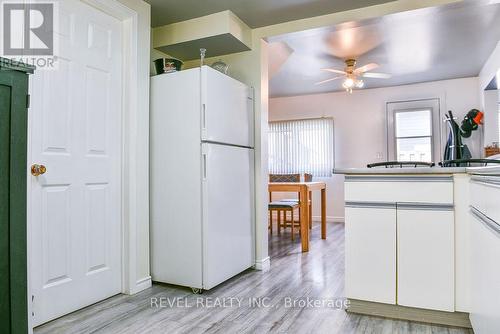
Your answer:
[268,1,500,97]
[145,0,393,28]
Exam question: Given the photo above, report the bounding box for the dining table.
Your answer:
[268,181,327,252]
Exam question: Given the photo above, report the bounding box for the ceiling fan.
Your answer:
[316,58,391,93]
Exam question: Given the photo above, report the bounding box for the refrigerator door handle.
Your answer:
[202,103,207,130]
[202,153,208,180]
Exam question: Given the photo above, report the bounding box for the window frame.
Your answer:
[386,99,441,162]
[268,117,335,177]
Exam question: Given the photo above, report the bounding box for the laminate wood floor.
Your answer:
[35,222,473,334]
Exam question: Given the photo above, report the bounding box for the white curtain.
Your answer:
[268,118,334,177]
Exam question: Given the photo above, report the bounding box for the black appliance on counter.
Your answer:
[443,109,483,162]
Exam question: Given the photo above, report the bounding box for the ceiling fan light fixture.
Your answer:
[342,77,354,89]
[317,58,391,92]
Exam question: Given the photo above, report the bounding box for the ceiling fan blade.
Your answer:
[362,72,392,79]
[315,76,344,85]
[321,68,347,75]
[354,63,379,74]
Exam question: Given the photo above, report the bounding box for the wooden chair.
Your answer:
[268,201,301,240]
[269,173,314,230]
[268,173,301,204]
[268,174,301,239]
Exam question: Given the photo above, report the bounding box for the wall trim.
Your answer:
[129,276,152,294]
[83,0,148,298]
[254,257,271,271]
[84,0,151,297]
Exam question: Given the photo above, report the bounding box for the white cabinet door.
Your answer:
[30,0,122,325]
[397,206,454,311]
[345,204,396,304]
[469,208,500,334]
[202,143,254,289]
[201,66,253,147]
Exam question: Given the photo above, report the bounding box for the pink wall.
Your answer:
[269,77,480,221]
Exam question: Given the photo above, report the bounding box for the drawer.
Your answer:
[345,175,454,204]
[470,176,500,224]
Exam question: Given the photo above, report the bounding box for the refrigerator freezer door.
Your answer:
[201,143,254,289]
[201,66,254,148]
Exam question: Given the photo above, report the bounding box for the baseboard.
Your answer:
[347,299,472,328]
[254,257,271,271]
[127,276,152,294]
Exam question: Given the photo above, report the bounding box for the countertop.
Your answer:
[333,167,467,175]
[466,166,500,176]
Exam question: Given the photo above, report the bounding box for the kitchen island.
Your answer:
[334,167,472,328]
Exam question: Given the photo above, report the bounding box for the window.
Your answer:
[268,118,334,177]
[395,109,432,162]
[387,99,440,162]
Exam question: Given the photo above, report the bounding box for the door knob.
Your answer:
[31,164,47,176]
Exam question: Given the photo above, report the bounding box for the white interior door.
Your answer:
[201,66,254,147]
[202,143,254,289]
[30,0,122,326]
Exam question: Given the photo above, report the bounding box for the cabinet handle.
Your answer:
[397,203,454,211]
[345,201,396,209]
[471,206,500,237]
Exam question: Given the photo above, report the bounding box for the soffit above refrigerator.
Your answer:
[153,10,252,61]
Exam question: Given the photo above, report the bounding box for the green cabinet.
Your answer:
[0,58,34,334]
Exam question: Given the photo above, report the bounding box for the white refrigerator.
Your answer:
[150,66,255,291]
